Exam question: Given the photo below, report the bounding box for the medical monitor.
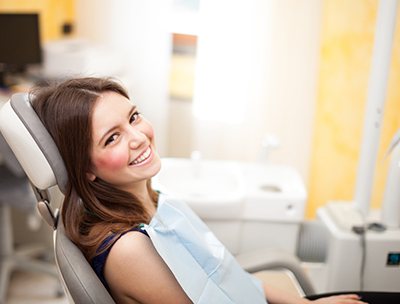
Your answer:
[0,13,42,86]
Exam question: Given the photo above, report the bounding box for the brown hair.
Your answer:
[30,77,158,261]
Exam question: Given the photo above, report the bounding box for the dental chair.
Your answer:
[0,93,315,304]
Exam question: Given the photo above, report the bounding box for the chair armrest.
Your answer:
[236,248,316,296]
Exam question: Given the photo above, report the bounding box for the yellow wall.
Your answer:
[0,0,74,41]
[307,0,400,218]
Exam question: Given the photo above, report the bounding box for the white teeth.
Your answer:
[131,147,151,165]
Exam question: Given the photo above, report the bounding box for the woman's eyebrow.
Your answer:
[128,105,137,117]
[97,105,137,145]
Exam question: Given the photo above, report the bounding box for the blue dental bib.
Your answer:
[145,194,266,303]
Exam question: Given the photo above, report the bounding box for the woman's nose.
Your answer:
[128,128,146,149]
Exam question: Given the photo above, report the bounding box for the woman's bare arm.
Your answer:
[104,231,192,304]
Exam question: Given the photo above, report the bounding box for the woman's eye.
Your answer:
[129,111,141,124]
[105,134,118,146]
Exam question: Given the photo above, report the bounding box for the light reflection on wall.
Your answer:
[193,0,258,124]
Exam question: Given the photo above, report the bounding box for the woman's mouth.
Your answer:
[129,147,152,166]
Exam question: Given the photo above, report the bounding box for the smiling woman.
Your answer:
[30,78,160,261]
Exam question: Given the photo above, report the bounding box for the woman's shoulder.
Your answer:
[102,230,154,294]
[108,229,152,260]
[91,226,148,288]
[104,228,160,281]
[104,229,192,303]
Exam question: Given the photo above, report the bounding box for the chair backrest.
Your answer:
[0,93,115,304]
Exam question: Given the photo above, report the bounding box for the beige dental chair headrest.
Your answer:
[0,93,68,194]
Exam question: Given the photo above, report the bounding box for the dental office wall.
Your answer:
[190,0,320,187]
[307,0,400,218]
[1,0,399,219]
[74,0,172,156]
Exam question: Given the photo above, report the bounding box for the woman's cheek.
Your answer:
[96,150,128,170]
[143,119,155,140]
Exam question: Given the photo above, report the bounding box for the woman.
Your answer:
[31,77,366,304]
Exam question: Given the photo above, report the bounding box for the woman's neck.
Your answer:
[138,191,156,215]
[126,181,157,216]
[122,181,156,217]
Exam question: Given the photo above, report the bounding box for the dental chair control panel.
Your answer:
[318,201,400,293]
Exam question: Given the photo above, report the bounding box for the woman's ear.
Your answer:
[86,172,96,181]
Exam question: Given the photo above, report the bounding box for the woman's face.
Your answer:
[88,91,161,194]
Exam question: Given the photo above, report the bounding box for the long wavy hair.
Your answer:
[30,77,159,261]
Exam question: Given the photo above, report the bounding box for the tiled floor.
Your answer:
[6,271,67,304]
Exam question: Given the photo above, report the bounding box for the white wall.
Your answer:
[169,0,322,185]
[75,0,172,156]
[262,0,322,184]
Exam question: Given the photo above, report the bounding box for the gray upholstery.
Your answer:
[55,216,115,304]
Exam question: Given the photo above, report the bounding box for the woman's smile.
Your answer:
[129,146,153,166]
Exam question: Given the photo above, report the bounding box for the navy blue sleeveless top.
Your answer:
[91,225,149,291]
